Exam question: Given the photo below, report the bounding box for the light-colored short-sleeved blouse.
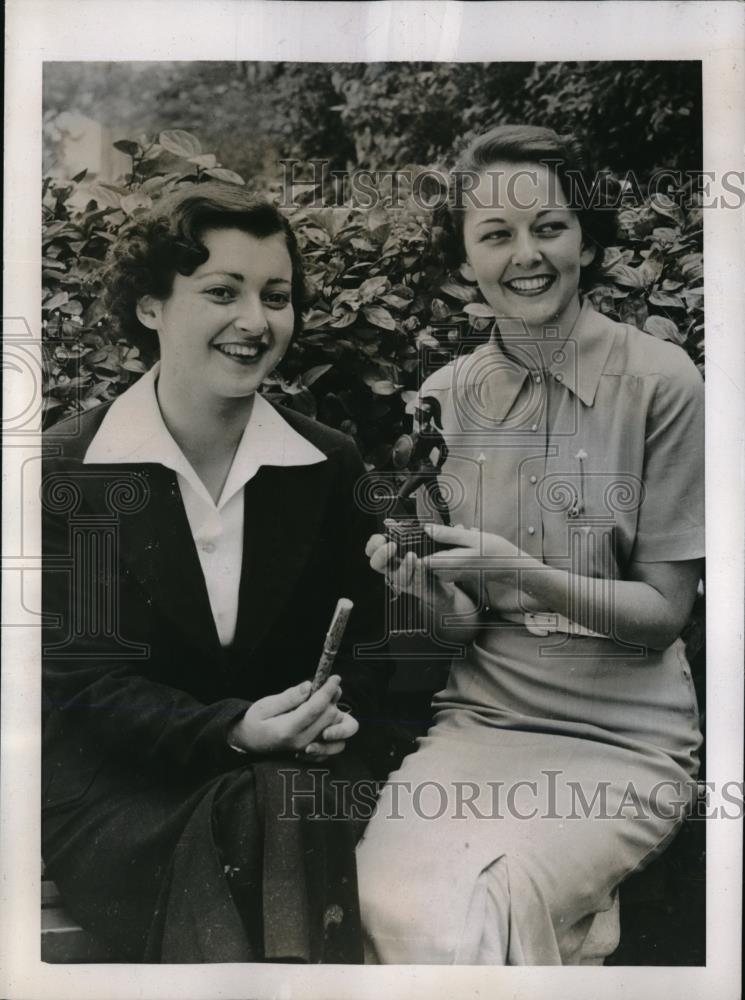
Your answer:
[418,299,704,611]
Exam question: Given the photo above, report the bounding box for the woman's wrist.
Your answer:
[227,720,249,754]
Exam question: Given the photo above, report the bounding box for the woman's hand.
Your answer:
[228,675,358,756]
[419,527,703,650]
[365,529,482,645]
[421,524,524,580]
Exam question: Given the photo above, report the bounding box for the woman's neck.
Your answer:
[493,297,583,370]
[155,375,256,502]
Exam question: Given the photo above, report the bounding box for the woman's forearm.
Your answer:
[426,578,482,648]
[517,560,686,650]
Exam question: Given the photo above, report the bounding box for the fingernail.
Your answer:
[305,743,320,754]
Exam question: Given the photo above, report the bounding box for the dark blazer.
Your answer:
[42,400,395,815]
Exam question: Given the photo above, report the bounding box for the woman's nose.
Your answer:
[511,233,542,268]
[234,296,268,335]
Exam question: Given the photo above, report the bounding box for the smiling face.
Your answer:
[136,226,294,407]
[461,161,595,338]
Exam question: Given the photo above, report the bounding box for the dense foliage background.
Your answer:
[43,61,704,471]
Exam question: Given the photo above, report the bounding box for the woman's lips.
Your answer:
[214,342,267,364]
[503,275,556,296]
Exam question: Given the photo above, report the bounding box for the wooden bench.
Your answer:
[41,876,117,963]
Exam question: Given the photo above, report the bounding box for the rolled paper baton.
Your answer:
[310,597,354,694]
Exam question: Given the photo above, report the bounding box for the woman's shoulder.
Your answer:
[600,310,703,391]
[272,402,362,461]
[43,401,115,463]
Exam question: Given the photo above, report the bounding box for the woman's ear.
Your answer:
[459,260,477,283]
[135,295,162,331]
[580,240,597,269]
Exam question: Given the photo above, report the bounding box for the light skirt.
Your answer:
[356,629,701,964]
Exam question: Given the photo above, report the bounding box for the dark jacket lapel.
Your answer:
[71,461,223,661]
[233,460,332,656]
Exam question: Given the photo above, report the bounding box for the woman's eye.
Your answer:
[535,222,567,236]
[204,286,235,302]
[262,292,291,309]
[481,230,510,242]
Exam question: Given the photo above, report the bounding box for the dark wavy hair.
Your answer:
[104,181,306,358]
[435,124,620,290]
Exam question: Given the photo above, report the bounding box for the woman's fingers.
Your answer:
[280,676,341,733]
[365,533,388,559]
[256,679,313,718]
[389,550,418,591]
[422,547,479,582]
[423,523,483,547]
[369,539,399,574]
[321,713,359,742]
[293,701,344,749]
[302,740,347,759]
[424,523,522,565]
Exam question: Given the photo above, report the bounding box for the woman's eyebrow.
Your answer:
[475,216,509,227]
[197,270,244,281]
[197,272,291,285]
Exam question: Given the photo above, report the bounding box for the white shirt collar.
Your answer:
[83,363,327,508]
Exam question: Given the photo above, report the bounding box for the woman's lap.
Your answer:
[43,758,366,962]
[356,727,692,963]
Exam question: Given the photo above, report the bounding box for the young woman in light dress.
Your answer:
[357,125,704,964]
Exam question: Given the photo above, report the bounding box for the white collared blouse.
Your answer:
[84,365,326,645]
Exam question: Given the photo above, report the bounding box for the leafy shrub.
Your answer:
[44,61,702,183]
[42,131,704,466]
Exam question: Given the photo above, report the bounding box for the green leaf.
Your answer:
[651,227,680,245]
[369,379,399,396]
[333,289,361,308]
[363,305,396,330]
[464,302,495,318]
[618,296,648,329]
[431,298,451,321]
[206,167,245,185]
[359,275,389,301]
[605,263,644,289]
[331,310,358,328]
[303,309,332,330]
[367,204,390,239]
[301,364,333,387]
[113,139,141,157]
[120,192,153,216]
[159,129,202,158]
[122,359,147,373]
[416,329,439,348]
[649,193,684,226]
[84,349,110,365]
[59,299,84,316]
[87,183,122,209]
[189,153,218,169]
[302,227,331,246]
[382,293,413,310]
[71,168,88,183]
[44,291,69,311]
[648,290,685,309]
[440,279,478,302]
[644,315,683,343]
